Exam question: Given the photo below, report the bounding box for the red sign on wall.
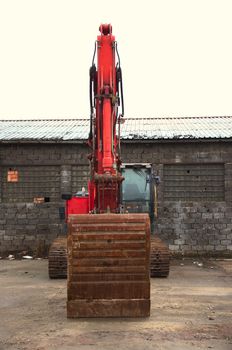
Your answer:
[7,170,19,182]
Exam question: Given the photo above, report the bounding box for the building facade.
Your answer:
[0,117,232,256]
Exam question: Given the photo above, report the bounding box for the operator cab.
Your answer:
[121,163,155,232]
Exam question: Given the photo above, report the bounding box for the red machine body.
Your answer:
[67,24,124,216]
[66,197,89,216]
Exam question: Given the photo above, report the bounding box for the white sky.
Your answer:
[0,0,232,120]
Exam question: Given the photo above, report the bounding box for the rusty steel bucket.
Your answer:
[67,213,151,318]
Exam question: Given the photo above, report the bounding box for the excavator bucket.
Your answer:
[67,213,150,318]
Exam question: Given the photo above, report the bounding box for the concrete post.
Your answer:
[60,165,72,195]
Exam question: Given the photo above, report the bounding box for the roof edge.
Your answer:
[1,137,232,144]
[1,115,232,122]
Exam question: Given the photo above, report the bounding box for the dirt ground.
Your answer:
[0,258,231,350]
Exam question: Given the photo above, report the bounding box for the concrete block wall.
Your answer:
[0,143,89,254]
[0,202,63,255]
[0,141,232,256]
[157,202,232,256]
[0,143,88,167]
[122,142,232,257]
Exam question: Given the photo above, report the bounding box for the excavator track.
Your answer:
[48,236,67,279]
[150,236,170,278]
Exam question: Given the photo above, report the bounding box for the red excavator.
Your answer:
[49,24,169,317]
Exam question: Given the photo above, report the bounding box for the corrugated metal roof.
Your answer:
[121,116,232,140]
[0,119,89,142]
[0,116,232,142]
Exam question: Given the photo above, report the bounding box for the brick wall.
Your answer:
[0,141,232,256]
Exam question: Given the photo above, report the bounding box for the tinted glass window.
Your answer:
[122,168,150,201]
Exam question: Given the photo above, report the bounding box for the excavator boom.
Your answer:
[88,23,123,213]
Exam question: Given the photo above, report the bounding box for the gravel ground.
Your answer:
[0,258,231,350]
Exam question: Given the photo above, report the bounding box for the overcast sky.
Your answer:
[0,0,232,120]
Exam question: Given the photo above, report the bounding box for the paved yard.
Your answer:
[0,258,231,350]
